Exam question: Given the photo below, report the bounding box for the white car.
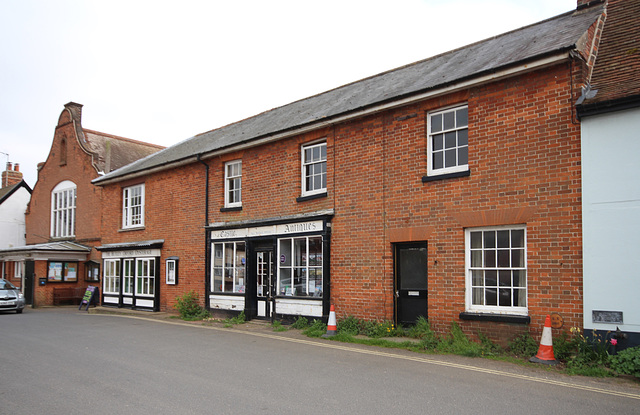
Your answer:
[0,279,25,314]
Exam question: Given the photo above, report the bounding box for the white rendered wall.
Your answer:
[581,107,640,334]
[0,186,30,249]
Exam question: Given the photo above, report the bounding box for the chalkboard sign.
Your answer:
[79,285,98,311]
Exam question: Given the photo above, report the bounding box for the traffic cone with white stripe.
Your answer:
[529,315,558,365]
[322,305,337,338]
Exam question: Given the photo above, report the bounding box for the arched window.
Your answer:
[51,180,76,238]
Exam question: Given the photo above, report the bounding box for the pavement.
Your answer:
[84,305,640,399]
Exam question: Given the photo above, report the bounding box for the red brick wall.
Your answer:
[98,61,583,345]
[329,63,583,343]
[25,107,103,305]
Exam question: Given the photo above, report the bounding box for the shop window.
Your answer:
[85,261,100,282]
[211,242,245,293]
[47,261,78,283]
[136,258,155,296]
[278,236,323,297]
[103,259,120,294]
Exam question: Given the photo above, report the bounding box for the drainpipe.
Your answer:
[197,155,211,310]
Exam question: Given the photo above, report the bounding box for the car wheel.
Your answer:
[16,309,23,314]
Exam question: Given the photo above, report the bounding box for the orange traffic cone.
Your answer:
[529,315,558,365]
[322,305,337,337]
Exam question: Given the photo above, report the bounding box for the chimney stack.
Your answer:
[2,162,23,188]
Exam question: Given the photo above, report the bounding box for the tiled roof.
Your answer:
[83,129,166,174]
[582,0,640,105]
[94,4,604,184]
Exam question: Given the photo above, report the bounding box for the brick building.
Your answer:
[0,102,164,307]
[92,2,607,343]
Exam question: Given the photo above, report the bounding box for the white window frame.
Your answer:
[465,225,528,315]
[123,259,134,295]
[123,184,145,229]
[103,259,120,295]
[427,104,469,176]
[301,141,327,196]
[224,160,242,208]
[277,236,323,297]
[135,258,155,296]
[211,241,246,293]
[14,261,24,279]
[51,180,76,238]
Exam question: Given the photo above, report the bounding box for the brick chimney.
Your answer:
[2,162,23,188]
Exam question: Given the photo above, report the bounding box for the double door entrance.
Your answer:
[255,248,276,320]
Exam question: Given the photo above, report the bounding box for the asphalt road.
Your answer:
[1,307,639,414]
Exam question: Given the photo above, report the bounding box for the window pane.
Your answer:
[433,152,443,169]
[444,111,455,130]
[499,288,511,306]
[280,239,291,266]
[470,232,482,249]
[485,288,497,306]
[431,114,442,133]
[471,250,482,267]
[472,270,483,286]
[445,149,457,168]
[456,107,468,127]
[497,249,510,267]
[309,237,322,266]
[458,146,468,165]
[484,250,496,267]
[511,230,525,248]
[294,238,306,266]
[497,230,510,248]
[279,268,291,295]
[472,287,484,305]
[483,231,496,248]
[433,134,443,151]
[499,270,511,286]
[512,249,524,268]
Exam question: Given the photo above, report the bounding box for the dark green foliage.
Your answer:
[508,333,539,357]
[174,291,210,321]
[609,346,640,378]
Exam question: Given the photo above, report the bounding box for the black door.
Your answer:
[24,260,34,306]
[395,242,428,326]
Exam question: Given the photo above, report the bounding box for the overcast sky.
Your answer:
[0,0,578,188]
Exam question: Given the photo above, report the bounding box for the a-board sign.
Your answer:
[79,285,98,311]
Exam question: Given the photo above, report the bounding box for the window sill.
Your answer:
[220,206,242,212]
[119,226,145,232]
[296,192,327,203]
[422,170,470,182]
[459,312,530,324]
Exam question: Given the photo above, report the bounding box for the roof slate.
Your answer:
[83,129,166,174]
[94,5,604,184]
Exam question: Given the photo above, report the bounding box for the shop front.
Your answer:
[208,213,332,321]
[96,240,163,311]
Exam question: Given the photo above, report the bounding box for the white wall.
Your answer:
[581,107,640,334]
[0,186,30,249]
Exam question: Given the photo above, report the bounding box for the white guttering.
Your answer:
[94,52,570,186]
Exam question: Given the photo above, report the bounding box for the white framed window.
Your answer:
[14,261,24,279]
[465,225,527,314]
[224,160,242,208]
[51,181,76,238]
[135,258,155,296]
[103,259,120,294]
[301,141,327,196]
[166,258,178,285]
[123,184,145,229]
[211,242,246,293]
[427,105,468,176]
[123,259,134,295]
[278,236,323,297]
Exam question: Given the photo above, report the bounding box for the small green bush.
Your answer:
[302,319,327,337]
[271,320,287,332]
[508,333,539,358]
[223,311,246,327]
[337,315,361,336]
[610,346,640,378]
[291,316,310,330]
[174,291,210,320]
